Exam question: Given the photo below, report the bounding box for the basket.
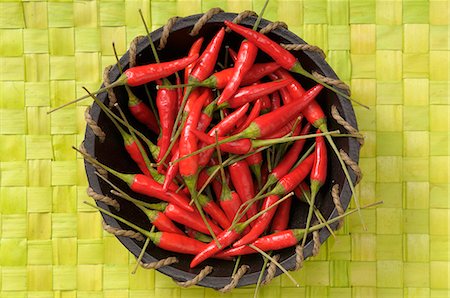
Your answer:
[83,11,361,289]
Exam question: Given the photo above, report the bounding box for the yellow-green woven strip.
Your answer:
[0,0,449,297]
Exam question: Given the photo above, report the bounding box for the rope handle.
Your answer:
[176,266,213,287]
[86,187,120,211]
[140,257,178,270]
[219,264,250,292]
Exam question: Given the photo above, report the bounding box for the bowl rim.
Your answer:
[83,11,360,289]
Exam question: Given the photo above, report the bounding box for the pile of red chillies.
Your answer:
[90,21,339,269]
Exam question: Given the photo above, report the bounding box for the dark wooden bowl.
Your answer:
[83,12,360,289]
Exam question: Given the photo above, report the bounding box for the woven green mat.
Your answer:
[1,0,449,296]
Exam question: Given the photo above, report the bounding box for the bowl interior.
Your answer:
[84,12,359,289]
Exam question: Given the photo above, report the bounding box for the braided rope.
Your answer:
[312,229,321,257]
[294,245,304,271]
[84,106,106,143]
[312,71,351,95]
[339,149,363,185]
[259,21,288,34]
[158,16,181,50]
[79,141,108,177]
[139,257,178,269]
[331,105,364,146]
[225,10,258,32]
[102,220,145,241]
[129,36,146,67]
[190,7,224,36]
[86,187,120,211]
[262,254,280,285]
[281,43,326,59]
[102,65,118,108]
[219,264,250,293]
[331,184,345,230]
[176,266,213,287]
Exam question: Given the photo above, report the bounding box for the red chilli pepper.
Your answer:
[270,91,281,110]
[185,37,204,84]
[217,229,300,257]
[179,89,210,192]
[156,80,178,171]
[229,160,258,222]
[238,85,323,139]
[217,40,258,105]
[269,153,315,196]
[245,151,263,186]
[198,194,231,230]
[190,227,242,268]
[192,129,252,155]
[164,203,222,236]
[220,79,292,109]
[128,94,160,134]
[150,231,210,255]
[234,99,262,134]
[124,54,199,87]
[232,194,280,247]
[270,196,292,233]
[145,208,184,235]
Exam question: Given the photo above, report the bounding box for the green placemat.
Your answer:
[1,0,449,297]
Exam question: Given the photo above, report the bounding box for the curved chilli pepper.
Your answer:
[190,227,242,268]
[198,194,231,230]
[189,28,226,83]
[146,209,184,235]
[235,99,262,134]
[184,37,204,84]
[164,203,222,236]
[179,88,210,192]
[232,195,279,247]
[197,103,250,167]
[162,143,180,191]
[239,84,323,140]
[269,153,315,196]
[302,131,327,244]
[124,139,151,176]
[270,91,281,110]
[217,40,258,105]
[123,54,199,86]
[229,161,258,222]
[224,21,297,71]
[220,79,292,109]
[156,80,178,172]
[217,229,300,257]
[128,94,160,134]
[270,196,292,233]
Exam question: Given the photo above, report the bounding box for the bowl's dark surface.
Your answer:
[83,12,360,289]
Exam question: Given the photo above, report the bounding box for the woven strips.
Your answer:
[0,0,449,297]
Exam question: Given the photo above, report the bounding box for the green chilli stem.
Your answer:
[301,180,320,247]
[248,244,300,287]
[298,186,335,238]
[132,236,151,274]
[253,0,270,31]
[291,143,315,170]
[232,255,242,277]
[251,130,340,148]
[74,146,134,185]
[84,201,151,238]
[139,9,160,64]
[253,252,271,298]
